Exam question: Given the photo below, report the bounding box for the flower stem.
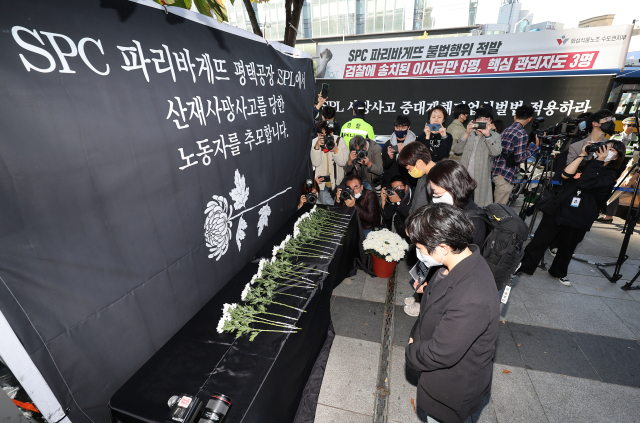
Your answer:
[273,301,307,312]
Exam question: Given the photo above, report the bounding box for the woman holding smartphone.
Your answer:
[417,105,453,163]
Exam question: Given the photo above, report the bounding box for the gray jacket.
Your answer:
[453,129,502,207]
[343,139,383,186]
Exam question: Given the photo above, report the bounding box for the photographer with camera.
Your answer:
[381,175,412,240]
[452,104,502,207]
[427,159,486,246]
[447,104,471,161]
[405,203,499,423]
[383,116,416,185]
[515,140,626,286]
[566,110,616,164]
[398,142,435,215]
[344,135,383,193]
[311,120,348,204]
[491,105,540,204]
[417,106,453,163]
[298,177,326,208]
[335,174,381,237]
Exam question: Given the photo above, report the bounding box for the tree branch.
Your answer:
[242,0,263,37]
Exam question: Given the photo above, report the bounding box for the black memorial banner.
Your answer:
[315,75,612,133]
[0,1,313,423]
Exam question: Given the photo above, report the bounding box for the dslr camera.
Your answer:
[340,186,354,202]
[165,393,231,423]
[323,134,336,151]
[585,140,609,154]
[356,150,367,161]
[305,179,318,204]
[384,186,405,199]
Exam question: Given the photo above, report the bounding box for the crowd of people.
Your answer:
[304,95,638,423]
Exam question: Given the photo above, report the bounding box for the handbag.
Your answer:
[535,181,577,216]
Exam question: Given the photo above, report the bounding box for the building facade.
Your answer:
[226,0,478,41]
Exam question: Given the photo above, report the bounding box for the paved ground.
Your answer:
[315,213,640,423]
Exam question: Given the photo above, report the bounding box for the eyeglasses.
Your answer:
[601,116,616,122]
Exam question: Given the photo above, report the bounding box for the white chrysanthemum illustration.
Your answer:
[257,204,271,236]
[204,169,292,260]
[236,216,247,250]
[229,169,250,210]
[204,195,233,261]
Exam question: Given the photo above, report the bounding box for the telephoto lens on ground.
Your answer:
[198,393,232,423]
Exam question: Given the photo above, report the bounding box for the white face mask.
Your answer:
[604,150,616,163]
[416,247,444,268]
[354,192,362,199]
[432,192,454,205]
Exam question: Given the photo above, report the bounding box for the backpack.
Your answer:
[468,203,529,291]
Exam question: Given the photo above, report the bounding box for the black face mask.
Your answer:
[600,121,615,135]
[395,189,406,199]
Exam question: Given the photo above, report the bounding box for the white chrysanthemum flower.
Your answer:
[293,227,300,238]
[216,317,226,333]
[272,245,280,256]
[258,259,266,273]
[241,283,251,301]
[250,274,258,285]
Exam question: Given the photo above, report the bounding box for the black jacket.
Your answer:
[417,132,453,163]
[382,139,414,186]
[555,160,617,231]
[406,246,500,423]
[381,187,412,235]
[336,189,381,230]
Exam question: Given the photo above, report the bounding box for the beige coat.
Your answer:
[447,119,467,161]
[310,134,349,189]
[452,129,502,207]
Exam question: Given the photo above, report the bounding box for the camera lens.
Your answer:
[198,393,231,423]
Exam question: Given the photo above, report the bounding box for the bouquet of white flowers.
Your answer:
[363,229,409,262]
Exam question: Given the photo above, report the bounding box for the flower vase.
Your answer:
[371,254,397,278]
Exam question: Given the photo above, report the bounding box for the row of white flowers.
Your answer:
[363,229,409,262]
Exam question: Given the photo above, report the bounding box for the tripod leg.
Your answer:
[621,266,640,290]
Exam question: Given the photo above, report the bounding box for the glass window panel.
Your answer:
[376,0,385,13]
[375,12,383,32]
[394,9,403,31]
[367,0,374,14]
[313,19,321,36]
[366,14,374,32]
[329,18,338,35]
[338,0,347,14]
[384,11,393,31]
[330,0,337,15]
[321,1,328,15]
[322,17,329,34]
[313,4,320,17]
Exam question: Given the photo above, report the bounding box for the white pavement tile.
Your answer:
[571,274,636,301]
[500,288,535,326]
[388,345,422,423]
[515,287,637,340]
[601,297,640,339]
[333,275,365,300]
[318,335,379,416]
[490,365,549,423]
[528,370,640,423]
[314,404,373,422]
[361,274,388,303]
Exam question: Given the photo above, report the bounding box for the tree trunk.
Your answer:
[283,0,304,47]
[242,0,263,37]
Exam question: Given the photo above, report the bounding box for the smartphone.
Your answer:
[472,121,487,129]
[321,83,329,99]
[321,175,331,182]
[409,261,429,284]
[426,123,441,131]
[390,145,399,152]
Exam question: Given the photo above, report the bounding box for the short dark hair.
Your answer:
[315,120,329,133]
[322,105,336,119]
[427,105,449,122]
[350,135,368,151]
[474,107,494,122]
[452,103,471,119]
[607,140,626,172]
[394,115,411,127]
[344,173,363,186]
[426,159,477,208]
[398,142,432,168]
[406,204,474,254]
[390,175,408,186]
[586,109,614,133]
[515,105,535,120]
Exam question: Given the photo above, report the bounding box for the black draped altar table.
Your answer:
[109,206,359,423]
